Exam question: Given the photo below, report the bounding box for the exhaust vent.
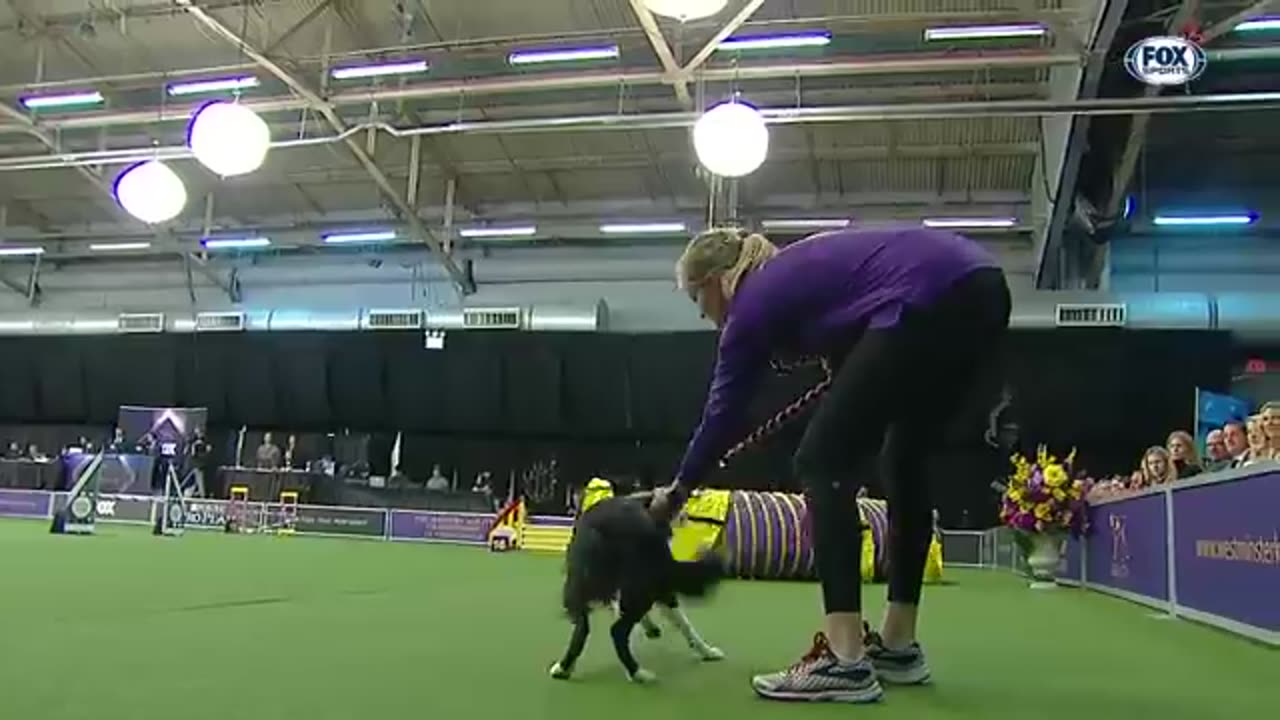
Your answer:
[117,313,164,333]
[462,307,523,329]
[365,309,424,330]
[195,311,246,332]
[1055,303,1127,328]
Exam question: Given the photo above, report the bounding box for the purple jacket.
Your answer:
[674,226,999,488]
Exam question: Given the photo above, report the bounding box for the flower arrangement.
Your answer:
[998,446,1091,536]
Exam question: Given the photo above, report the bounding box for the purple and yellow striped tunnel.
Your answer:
[721,491,890,580]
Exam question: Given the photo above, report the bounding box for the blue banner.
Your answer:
[1195,389,1251,450]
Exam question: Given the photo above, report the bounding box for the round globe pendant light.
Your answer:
[642,0,728,21]
[187,101,270,177]
[693,101,769,178]
[114,160,188,224]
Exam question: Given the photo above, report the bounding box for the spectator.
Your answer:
[5,441,22,459]
[1203,429,1231,471]
[25,443,48,462]
[1137,446,1176,488]
[1223,421,1249,466]
[1262,402,1280,458]
[283,434,300,470]
[1165,430,1203,479]
[107,427,127,454]
[425,464,449,492]
[472,471,495,509]
[255,432,281,470]
[1242,416,1270,467]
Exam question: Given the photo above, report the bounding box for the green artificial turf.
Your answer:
[0,519,1274,719]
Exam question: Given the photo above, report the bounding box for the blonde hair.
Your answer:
[1140,445,1176,486]
[676,227,778,300]
[1165,430,1201,467]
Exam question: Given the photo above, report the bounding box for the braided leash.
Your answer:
[717,356,833,468]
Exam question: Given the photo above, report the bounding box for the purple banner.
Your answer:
[1059,534,1084,583]
[1083,492,1169,602]
[1172,471,1279,632]
[0,489,52,519]
[388,510,492,544]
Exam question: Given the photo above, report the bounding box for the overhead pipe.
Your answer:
[2,91,1279,173]
[0,50,1079,134]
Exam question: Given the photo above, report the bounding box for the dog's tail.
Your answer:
[668,551,725,599]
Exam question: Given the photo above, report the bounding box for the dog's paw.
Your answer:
[643,625,662,639]
[628,668,658,684]
[549,662,572,680]
[697,645,725,661]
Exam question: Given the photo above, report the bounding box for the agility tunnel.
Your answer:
[515,481,943,583]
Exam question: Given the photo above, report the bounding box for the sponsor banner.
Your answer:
[184,498,253,529]
[52,493,155,525]
[0,489,53,519]
[294,505,387,538]
[1083,492,1169,602]
[389,510,492,544]
[1172,470,1279,633]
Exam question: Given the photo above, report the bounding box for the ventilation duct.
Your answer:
[0,294,1277,339]
[0,302,608,336]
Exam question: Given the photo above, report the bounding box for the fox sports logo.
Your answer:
[1124,36,1206,87]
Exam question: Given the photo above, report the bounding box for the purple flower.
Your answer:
[1012,511,1036,531]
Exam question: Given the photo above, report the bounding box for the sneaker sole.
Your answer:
[752,684,885,704]
[874,664,932,686]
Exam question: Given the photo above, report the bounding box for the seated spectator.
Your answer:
[1136,446,1177,488]
[1203,429,1231,472]
[389,464,411,487]
[425,464,449,492]
[25,443,48,462]
[4,441,22,460]
[1242,415,1270,467]
[1223,421,1249,467]
[472,470,495,509]
[1165,430,1203,479]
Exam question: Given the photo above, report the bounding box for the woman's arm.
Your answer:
[673,318,767,491]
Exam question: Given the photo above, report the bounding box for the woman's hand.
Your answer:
[649,481,688,521]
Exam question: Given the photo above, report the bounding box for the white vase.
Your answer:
[1025,532,1064,589]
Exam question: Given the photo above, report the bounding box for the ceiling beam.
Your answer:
[174,0,472,295]
[681,0,766,80]
[263,0,335,55]
[627,0,692,107]
[1033,0,1129,289]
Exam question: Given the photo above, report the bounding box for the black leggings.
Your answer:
[795,268,1011,613]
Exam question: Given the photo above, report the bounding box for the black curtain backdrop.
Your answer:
[0,329,1235,526]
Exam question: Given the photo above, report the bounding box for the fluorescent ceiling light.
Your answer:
[90,242,152,252]
[322,230,397,244]
[458,226,538,238]
[508,45,620,65]
[168,76,260,96]
[20,91,104,109]
[1235,17,1280,31]
[0,246,45,256]
[599,222,687,234]
[1152,214,1256,227]
[922,217,1018,228]
[716,32,832,51]
[761,218,850,230]
[202,237,271,249]
[331,60,429,80]
[924,24,1046,41]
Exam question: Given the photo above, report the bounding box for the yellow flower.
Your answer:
[1052,488,1067,502]
[1044,465,1068,488]
[1008,489,1023,504]
[1034,502,1053,520]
